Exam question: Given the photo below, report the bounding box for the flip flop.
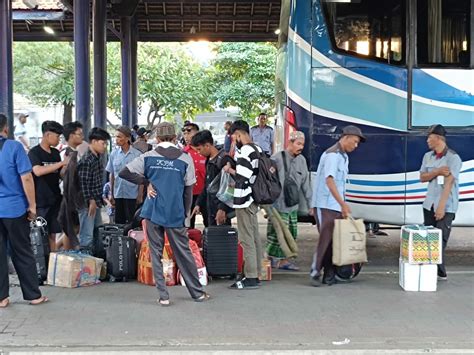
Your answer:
[29,296,49,306]
[194,292,210,302]
[157,299,171,307]
[278,262,300,271]
[0,298,9,308]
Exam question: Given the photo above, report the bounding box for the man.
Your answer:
[14,113,30,151]
[61,121,84,160]
[223,120,262,290]
[182,122,207,228]
[119,122,210,305]
[133,127,152,153]
[0,113,48,308]
[132,124,140,142]
[250,113,274,156]
[223,121,233,153]
[191,130,235,226]
[29,121,67,252]
[267,131,312,271]
[77,128,111,251]
[420,124,462,281]
[310,125,366,287]
[106,126,142,225]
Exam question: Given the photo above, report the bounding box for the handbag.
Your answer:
[332,216,368,266]
[282,151,300,207]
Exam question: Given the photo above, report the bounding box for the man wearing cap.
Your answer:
[310,125,366,286]
[420,124,462,280]
[133,127,152,154]
[119,122,210,305]
[106,126,142,225]
[14,113,30,151]
[266,131,312,271]
[182,122,208,228]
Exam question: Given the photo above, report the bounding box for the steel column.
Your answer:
[0,0,14,137]
[74,0,91,136]
[131,16,138,127]
[93,0,107,129]
[121,17,132,127]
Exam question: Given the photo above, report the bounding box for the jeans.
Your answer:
[78,208,103,249]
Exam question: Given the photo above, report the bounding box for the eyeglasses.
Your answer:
[182,128,193,133]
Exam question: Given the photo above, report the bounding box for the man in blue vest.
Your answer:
[0,113,48,308]
[120,122,209,306]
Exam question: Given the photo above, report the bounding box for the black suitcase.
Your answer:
[29,218,49,283]
[105,235,138,281]
[95,224,125,259]
[203,226,238,278]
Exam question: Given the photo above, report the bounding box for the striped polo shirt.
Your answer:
[233,143,261,208]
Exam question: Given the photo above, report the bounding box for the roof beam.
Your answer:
[112,14,275,20]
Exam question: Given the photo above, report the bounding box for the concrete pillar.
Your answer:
[120,17,132,127]
[131,16,138,127]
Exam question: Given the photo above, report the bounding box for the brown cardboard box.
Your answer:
[47,252,104,288]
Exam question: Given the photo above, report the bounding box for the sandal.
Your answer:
[157,299,171,307]
[194,292,210,302]
[29,296,49,306]
[0,298,9,308]
[278,262,300,271]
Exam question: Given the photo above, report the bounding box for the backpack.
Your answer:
[250,144,282,205]
[281,151,300,207]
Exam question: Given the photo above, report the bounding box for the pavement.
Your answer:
[1,215,473,354]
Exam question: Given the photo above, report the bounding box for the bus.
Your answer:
[275,0,474,226]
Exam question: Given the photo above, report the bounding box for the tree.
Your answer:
[211,42,277,122]
[13,42,75,123]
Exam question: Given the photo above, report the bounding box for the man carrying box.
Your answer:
[419,124,462,281]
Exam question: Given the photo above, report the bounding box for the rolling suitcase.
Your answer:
[105,235,138,281]
[203,226,238,278]
[95,224,125,259]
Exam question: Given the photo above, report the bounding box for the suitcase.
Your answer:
[29,218,49,284]
[95,224,125,259]
[203,226,238,278]
[105,235,138,281]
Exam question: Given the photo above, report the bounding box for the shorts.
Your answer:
[37,200,62,234]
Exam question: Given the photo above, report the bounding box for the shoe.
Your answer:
[438,274,448,281]
[278,262,300,271]
[323,277,337,286]
[323,269,337,286]
[311,276,322,287]
[229,278,260,290]
[157,298,171,307]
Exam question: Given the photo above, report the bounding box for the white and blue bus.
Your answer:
[276,0,474,226]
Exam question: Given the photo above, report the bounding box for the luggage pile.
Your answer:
[399,225,442,292]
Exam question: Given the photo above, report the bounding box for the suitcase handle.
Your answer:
[102,225,122,232]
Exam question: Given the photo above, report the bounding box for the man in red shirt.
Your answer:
[182,122,208,228]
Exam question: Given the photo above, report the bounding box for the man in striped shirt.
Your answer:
[223,120,263,290]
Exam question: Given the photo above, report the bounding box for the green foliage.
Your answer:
[13,42,75,107]
[211,42,277,122]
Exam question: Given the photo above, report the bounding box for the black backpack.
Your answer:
[250,144,282,205]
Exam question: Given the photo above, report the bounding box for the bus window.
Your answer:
[322,0,405,65]
[417,0,471,67]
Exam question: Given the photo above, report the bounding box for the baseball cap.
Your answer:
[155,122,176,138]
[18,113,29,119]
[342,125,366,143]
[137,127,149,137]
[427,124,446,137]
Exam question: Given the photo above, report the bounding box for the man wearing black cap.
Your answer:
[133,127,152,154]
[310,125,366,286]
[420,124,462,281]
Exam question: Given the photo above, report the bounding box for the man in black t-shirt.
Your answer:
[29,121,67,251]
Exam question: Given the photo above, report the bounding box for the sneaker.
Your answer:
[229,278,260,290]
[311,276,322,287]
[438,274,448,281]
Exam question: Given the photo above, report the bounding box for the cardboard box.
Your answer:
[399,258,437,292]
[47,252,104,288]
[400,225,442,264]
